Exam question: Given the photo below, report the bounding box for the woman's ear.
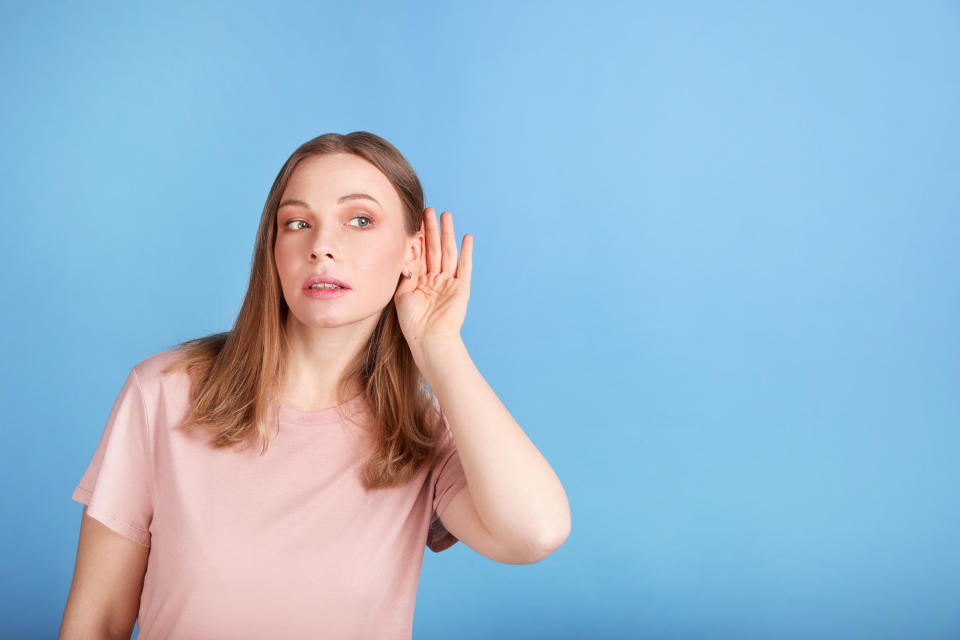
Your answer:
[404,232,424,274]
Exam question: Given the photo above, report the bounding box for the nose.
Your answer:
[308,226,340,262]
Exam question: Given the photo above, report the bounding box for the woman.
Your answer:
[59,131,571,639]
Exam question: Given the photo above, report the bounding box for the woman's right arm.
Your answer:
[59,505,150,640]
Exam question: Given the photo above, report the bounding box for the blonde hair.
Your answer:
[160,131,443,490]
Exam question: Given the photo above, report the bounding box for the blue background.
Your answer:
[1,1,958,638]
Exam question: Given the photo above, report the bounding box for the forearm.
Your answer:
[414,336,570,548]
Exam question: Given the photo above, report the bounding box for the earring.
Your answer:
[405,270,413,278]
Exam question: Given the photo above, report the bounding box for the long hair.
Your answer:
[159,131,442,490]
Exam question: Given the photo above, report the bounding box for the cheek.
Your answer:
[274,242,295,284]
[356,238,405,276]
[349,241,407,299]
[274,239,309,304]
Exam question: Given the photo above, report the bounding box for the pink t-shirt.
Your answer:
[71,348,469,639]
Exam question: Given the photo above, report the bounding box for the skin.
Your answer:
[274,152,429,410]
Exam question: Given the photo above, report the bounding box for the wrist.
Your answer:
[411,334,466,371]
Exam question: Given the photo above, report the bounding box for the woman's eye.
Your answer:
[282,216,373,231]
[348,216,374,228]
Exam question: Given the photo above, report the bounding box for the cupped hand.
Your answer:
[394,207,473,349]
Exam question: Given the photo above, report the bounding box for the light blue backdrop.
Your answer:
[1,1,957,638]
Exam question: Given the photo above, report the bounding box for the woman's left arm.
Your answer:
[413,336,572,553]
[395,206,570,557]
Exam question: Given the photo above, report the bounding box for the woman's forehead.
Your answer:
[283,154,398,209]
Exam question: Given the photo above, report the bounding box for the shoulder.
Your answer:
[128,347,193,407]
[131,347,189,380]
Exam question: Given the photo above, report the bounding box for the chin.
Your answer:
[293,313,352,329]
[289,305,383,330]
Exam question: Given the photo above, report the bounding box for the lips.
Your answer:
[302,274,351,289]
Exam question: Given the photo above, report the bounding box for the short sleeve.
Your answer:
[71,366,154,548]
[426,398,469,553]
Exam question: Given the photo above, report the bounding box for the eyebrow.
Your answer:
[278,193,381,210]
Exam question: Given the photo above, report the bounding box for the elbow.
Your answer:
[545,505,572,550]
[532,522,570,562]
[536,489,571,560]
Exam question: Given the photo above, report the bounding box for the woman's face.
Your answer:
[274,152,421,330]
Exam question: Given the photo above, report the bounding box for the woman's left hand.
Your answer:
[394,207,473,351]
